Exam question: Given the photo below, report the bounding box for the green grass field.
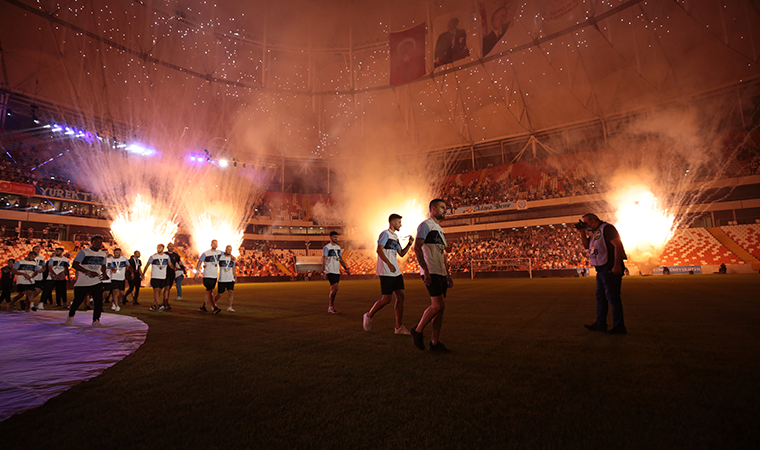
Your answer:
[2,275,759,449]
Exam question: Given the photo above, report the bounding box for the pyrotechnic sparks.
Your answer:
[110,195,179,256]
[612,186,676,268]
[187,212,245,257]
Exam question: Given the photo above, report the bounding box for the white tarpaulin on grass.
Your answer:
[0,311,148,421]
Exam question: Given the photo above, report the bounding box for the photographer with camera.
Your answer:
[576,213,628,335]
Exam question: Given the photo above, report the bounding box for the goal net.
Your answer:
[469,258,532,279]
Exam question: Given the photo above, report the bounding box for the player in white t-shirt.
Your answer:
[65,235,108,327]
[32,245,46,309]
[108,248,128,312]
[196,240,222,314]
[143,244,175,312]
[363,213,414,335]
[10,251,39,312]
[322,231,351,314]
[214,245,237,312]
[46,247,70,307]
[11,245,45,310]
[410,199,453,353]
[102,252,114,307]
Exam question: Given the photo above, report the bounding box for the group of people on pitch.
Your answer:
[4,234,240,325]
[324,199,627,353]
[6,199,627,341]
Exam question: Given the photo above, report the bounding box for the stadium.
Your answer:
[1,0,759,448]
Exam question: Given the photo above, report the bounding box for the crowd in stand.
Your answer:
[3,126,760,221]
[338,225,588,275]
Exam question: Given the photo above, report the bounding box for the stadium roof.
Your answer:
[1,0,759,158]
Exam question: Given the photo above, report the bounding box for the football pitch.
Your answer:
[2,274,759,449]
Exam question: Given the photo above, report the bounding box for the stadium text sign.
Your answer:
[455,201,514,215]
[653,265,703,275]
[38,187,95,202]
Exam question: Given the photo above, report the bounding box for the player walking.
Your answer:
[109,248,128,311]
[196,240,222,314]
[65,235,108,327]
[10,251,39,312]
[215,245,237,312]
[143,244,175,311]
[363,214,414,334]
[322,231,351,314]
[410,199,453,353]
[47,248,71,307]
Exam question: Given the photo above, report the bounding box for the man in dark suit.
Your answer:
[434,18,470,67]
[124,250,143,305]
[482,6,510,57]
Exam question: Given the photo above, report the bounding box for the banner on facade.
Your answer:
[455,200,514,215]
[0,180,36,196]
[653,265,702,275]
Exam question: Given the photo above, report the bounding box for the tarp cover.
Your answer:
[0,311,148,421]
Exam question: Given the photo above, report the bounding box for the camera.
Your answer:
[574,220,587,230]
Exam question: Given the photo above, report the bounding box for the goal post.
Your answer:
[469,258,532,279]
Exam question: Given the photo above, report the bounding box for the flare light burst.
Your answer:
[188,213,244,257]
[110,195,179,256]
[612,186,676,267]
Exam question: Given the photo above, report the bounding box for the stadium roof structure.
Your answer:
[1,0,759,159]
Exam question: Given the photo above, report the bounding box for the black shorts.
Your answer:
[203,278,217,291]
[326,274,340,285]
[166,270,176,287]
[111,280,125,291]
[102,283,113,291]
[218,281,235,294]
[380,275,405,295]
[423,274,448,298]
[150,278,167,289]
[15,284,36,292]
[34,280,44,290]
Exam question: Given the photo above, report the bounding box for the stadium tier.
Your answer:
[659,228,743,266]
[723,224,760,260]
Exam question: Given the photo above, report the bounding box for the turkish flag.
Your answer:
[390,23,427,86]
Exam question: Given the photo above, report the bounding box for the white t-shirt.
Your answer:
[322,243,342,275]
[73,248,107,287]
[34,255,46,281]
[376,229,402,277]
[219,254,236,283]
[416,218,448,276]
[147,253,171,280]
[47,256,70,280]
[13,259,37,285]
[102,257,112,284]
[110,256,128,281]
[199,249,222,279]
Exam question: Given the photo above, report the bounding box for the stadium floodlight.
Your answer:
[126,143,156,156]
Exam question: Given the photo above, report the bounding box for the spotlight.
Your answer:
[219,159,229,168]
[190,156,196,161]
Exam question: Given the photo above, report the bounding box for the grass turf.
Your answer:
[2,274,759,449]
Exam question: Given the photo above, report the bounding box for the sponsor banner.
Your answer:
[653,265,702,275]
[37,187,95,202]
[0,180,36,196]
[455,200,514,215]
